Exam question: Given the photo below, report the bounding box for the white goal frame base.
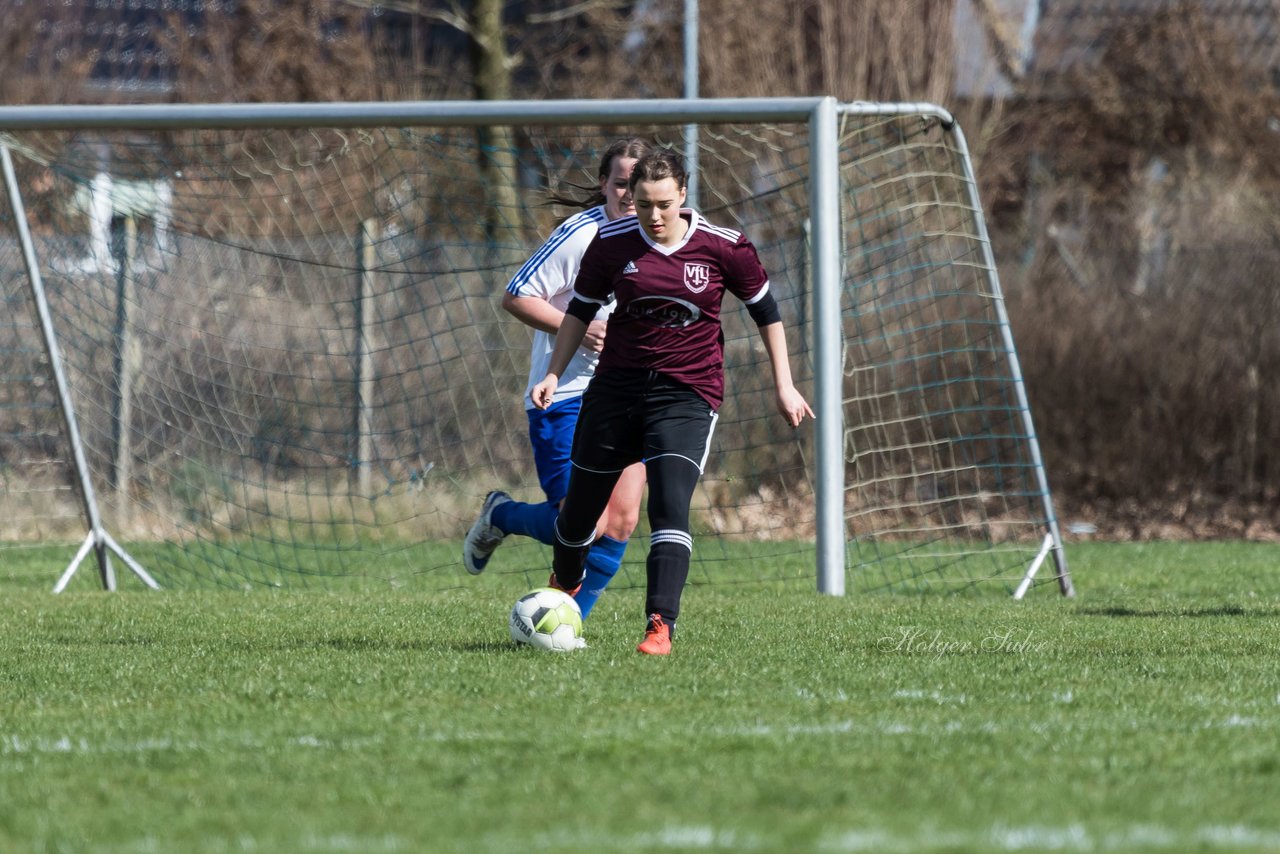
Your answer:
[1013,534,1056,600]
[54,529,161,593]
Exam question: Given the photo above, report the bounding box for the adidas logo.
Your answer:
[622,260,639,275]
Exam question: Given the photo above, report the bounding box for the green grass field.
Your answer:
[2,541,1278,853]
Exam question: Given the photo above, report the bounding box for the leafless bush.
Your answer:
[995,4,1280,524]
[699,0,954,103]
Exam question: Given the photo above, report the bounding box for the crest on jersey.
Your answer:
[684,263,710,293]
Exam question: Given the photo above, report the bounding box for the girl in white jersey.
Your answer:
[463,139,651,620]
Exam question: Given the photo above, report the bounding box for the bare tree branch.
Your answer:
[970,0,1025,84]
[527,0,631,25]
[339,0,471,35]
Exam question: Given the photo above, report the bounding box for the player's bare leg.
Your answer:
[575,461,645,617]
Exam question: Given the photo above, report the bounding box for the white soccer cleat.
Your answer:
[463,490,511,575]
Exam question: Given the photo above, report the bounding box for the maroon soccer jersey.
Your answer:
[571,210,771,409]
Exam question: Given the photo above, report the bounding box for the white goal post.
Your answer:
[0,97,1073,597]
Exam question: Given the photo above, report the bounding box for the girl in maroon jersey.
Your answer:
[532,149,813,655]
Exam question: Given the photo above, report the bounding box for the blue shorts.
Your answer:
[526,397,582,505]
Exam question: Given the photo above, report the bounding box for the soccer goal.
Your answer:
[0,98,1072,597]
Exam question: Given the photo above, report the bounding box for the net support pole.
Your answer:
[810,97,845,596]
[949,121,1074,597]
[0,144,160,593]
[110,215,138,519]
[354,218,377,497]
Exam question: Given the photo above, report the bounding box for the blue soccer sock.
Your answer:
[575,535,628,620]
[490,499,558,545]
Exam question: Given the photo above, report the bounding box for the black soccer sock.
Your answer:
[551,465,621,589]
[645,539,689,633]
[551,520,592,590]
[643,453,701,632]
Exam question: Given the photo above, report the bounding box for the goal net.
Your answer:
[0,100,1071,596]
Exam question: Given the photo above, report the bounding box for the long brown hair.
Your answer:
[547,137,653,211]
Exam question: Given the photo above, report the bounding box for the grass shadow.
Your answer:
[450,640,531,654]
[1077,605,1280,619]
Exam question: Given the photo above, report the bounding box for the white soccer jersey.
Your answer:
[505,205,615,410]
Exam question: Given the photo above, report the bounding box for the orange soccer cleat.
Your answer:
[636,614,672,656]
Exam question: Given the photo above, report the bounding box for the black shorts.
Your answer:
[571,369,718,475]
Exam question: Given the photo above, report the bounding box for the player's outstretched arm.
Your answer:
[531,313,590,410]
[758,321,814,428]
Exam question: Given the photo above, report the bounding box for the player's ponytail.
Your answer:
[547,137,654,212]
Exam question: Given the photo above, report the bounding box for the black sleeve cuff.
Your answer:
[565,297,600,325]
[745,292,782,327]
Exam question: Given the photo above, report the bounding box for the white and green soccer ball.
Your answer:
[509,587,584,652]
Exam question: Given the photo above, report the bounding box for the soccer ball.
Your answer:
[509,587,584,652]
